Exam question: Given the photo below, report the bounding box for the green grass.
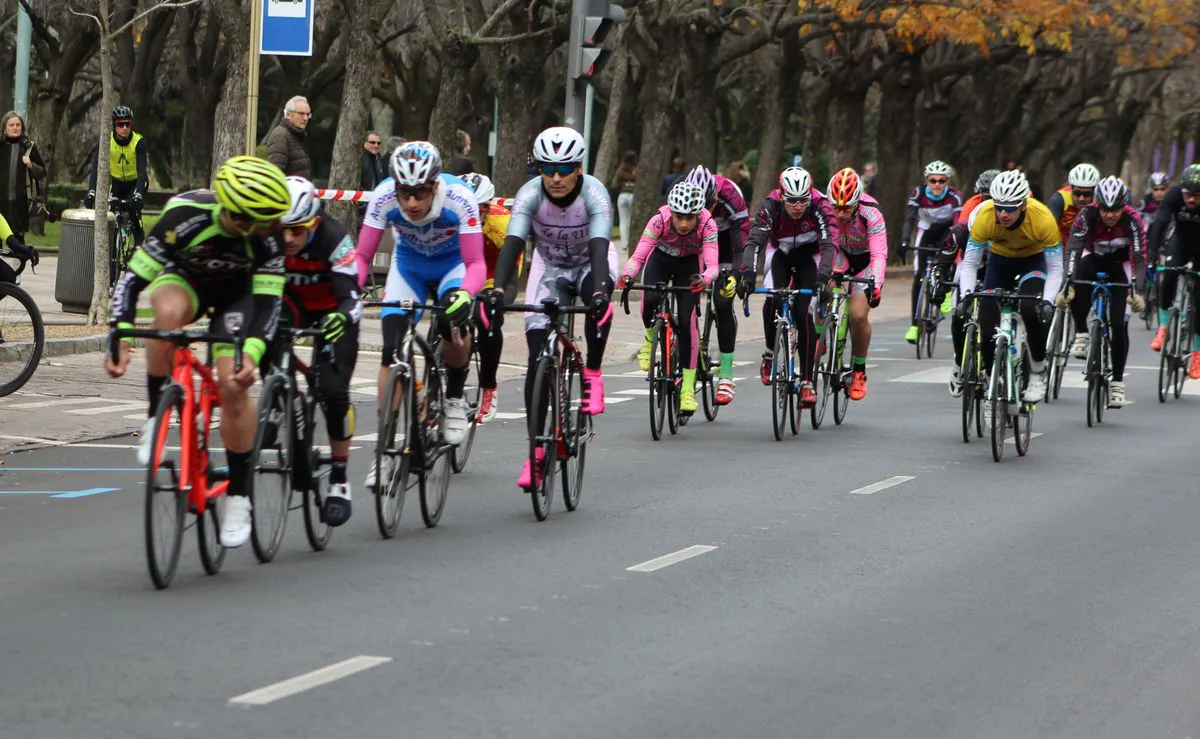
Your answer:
[26,214,162,253]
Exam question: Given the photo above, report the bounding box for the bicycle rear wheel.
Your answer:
[1173,303,1188,398]
[915,289,928,360]
[451,349,481,473]
[648,322,667,441]
[419,362,448,528]
[771,326,789,441]
[961,331,977,443]
[1158,310,1177,403]
[1044,308,1063,403]
[144,384,187,589]
[811,321,834,430]
[196,494,226,575]
[667,333,681,435]
[375,368,413,538]
[989,349,1008,463]
[0,282,44,397]
[250,375,292,563]
[528,356,558,521]
[561,351,588,512]
[303,453,333,551]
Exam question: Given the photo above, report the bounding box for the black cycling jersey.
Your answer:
[285,214,361,320]
[1149,185,1200,257]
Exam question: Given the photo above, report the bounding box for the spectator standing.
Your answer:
[862,161,878,197]
[0,111,45,241]
[445,129,474,175]
[610,150,638,252]
[661,155,686,197]
[727,160,753,210]
[86,105,149,246]
[265,95,312,177]
[361,131,386,190]
[385,135,407,157]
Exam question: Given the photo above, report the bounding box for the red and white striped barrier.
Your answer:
[315,188,515,209]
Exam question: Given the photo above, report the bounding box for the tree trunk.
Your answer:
[752,39,802,213]
[426,31,471,166]
[27,21,99,181]
[591,39,630,187]
[492,74,540,198]
[88,24,116,324]
[827,84,868,179]
[630,103,674,257]
[876,54,921,262]
[210,0,249,169]
[326,0,385,221]
[801,86,829,176]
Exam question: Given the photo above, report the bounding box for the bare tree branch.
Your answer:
[469,25,555,45]
[475,0,527,40]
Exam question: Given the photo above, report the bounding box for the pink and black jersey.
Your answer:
[833,195,887,289]
[710,174,751,239]
[1066,203,1147,291]
[741,188,838,279]
[622,205,719,282]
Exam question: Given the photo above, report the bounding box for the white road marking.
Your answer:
[0,434,68,445]
[1005,432,1044,444]
[848,475,916,495]
[626,544,718,573]
[4,397,109,410]
[67,400,147,416]
[229,655,392,706]
[616,388,651,396]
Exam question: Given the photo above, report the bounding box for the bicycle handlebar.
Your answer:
[619,282,703,315]
[960,290,1045,304]
[108,328,244,372]
[742,286,815,317]
[0,245,37,278]
[1071,279,1133,289]
[363,300,447,312]
[831,273,876,287]
[503,301,592,315]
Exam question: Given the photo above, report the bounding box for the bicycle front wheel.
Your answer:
[989,348,1008,463]
[915,288,928,360]
[648,322,667,441]
[250,375,292,563]
[667,331,681,435]
[961,330,977,443]
[528,355,558,521]
[303,453,333,551]
[144,383,187,589]
[451,349,482,474]
[0,282,45,397]
[418,360,448,528]
[561,351,588,512]
[375,368,414,538]
[811,322,834,430]
[700,310,719,422]
[771,326,790,441]
[196,495,226,575]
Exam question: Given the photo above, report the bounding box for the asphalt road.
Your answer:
[3,315,1200,739]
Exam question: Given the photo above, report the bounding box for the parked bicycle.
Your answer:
[0,241,43,397]
[906,244,950,359]
[621,282,700,440]
[1072,271,1132,427]
[501,297,593,521]
[1156,262,1199,403]
[744,285,814,441]
[109,328,244,589]
[811,273,874,429]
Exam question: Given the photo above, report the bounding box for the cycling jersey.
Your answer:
[1137,193,1161,225]
[957,193,986,225]
[503,173,612,269]
[285,214,362,320]
[901,185,963,245]
[109,190,286,360]
[1148,184,1200,257]
[742,188,838,280]
[832,196,887,289]
[622,205,718,280]
[1065,204,1146,291]
[1046,187,1082,246]
[354,173,485,294]
[481,201,512,277]
[711,174,750,239]
[963,197,1062,299]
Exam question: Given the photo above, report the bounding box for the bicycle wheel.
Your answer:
[1013,345,1032,457]
[196,494,226,575]
[771,326,790,441]
[1086,323,1103,427]
[961,330,977,443]
[667,332,681,435]
[0,282,45,397]
[989,347,1008,463]
[811,322,834,430]
[144,383,187,589]
[419,361,449,528]
[1158,310,1177,403]
[561,351,588,512]
[303,452,333,551]
[250,375,292,563]
[914,288,928,360]
[1173,303,1188,398]
[648,322,667,441]
[700,309,719,422]
[1044,308,1062,403]
[375,368,413,538]
[923,287,939,359]
[451,348,482,473]
[528,356,558,521]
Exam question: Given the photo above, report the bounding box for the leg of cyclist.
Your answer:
[907,229,928,343]
[516,254,570,488]
[637,250,673,371]
[1069,254,1098,358]
[1015,262,1049,402]
[576,242,618,415]
[473,301,503,423]
[759,246,777,385]
[1153,229,1186,350]
[320,317,359,524]
[1106,261,1131,406]
[134,274,201,465]
[713,230,738,403]
[848,286,871,400]
[787,250,818,407]
[434,264,474,445]
[666,253,703,414]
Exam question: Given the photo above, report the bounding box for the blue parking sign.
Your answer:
[261,0,314,56]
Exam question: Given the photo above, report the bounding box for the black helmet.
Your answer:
[112,105,134,121]
[1181,164,1200,191]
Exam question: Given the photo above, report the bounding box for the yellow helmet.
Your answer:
[212,156,290,222]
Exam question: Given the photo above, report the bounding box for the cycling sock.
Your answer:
[226,450,251,496]
[446,363,468,398]
[853,356,867,369]
[1159,308,1170,326]
[146,374,167,416]
[330,455,348,485]
[719,352,734,379]
[1192,333,1200,352]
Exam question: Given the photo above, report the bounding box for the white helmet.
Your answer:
[683,165,716,202]
[282,176,321,225]
[778,167,812,200]
[989,170,1031,204]
[924,160,953,178]
[1067,162,1101,188]
[1095,176,1129,209]
[461,172,495,204]
[1147,171,1170,188]
[532,126,586,164]
[390,141,442,187]
[666,182,706,215]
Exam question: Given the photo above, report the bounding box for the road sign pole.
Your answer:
[246,0,263,155]
[564,0,586,132]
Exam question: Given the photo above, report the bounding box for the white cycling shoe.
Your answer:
[220,495,252,548]
[442,398,469,445]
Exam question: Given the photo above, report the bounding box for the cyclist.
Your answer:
[462,172,517,423]
[354,141,483,489]
[86,105,149,247]
[900,160,963,343]
[1047,162,1100,249]
[737,166,838,408]
[957,169,1063,405]
[618,181,718,413]
[681,165,749,405]
[269,177,363,526]
[1148,163,1200,378]
[825,168,885,401]
[104,155,291,548]
[943,176,998,396]
[484,126,616,489]
[1138,172,1170,228]
[1060,176,1146,408]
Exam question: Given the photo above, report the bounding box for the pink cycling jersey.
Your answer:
[833,196,887,290]
[622,205,719,282]
[711,175,751,240]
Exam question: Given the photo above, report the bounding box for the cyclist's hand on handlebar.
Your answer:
[689,274,707,293]
[718,271,737,299]
[588,291,612,324]
[1128,292,1146,313]
[478,289,504,330]
[953,299,971,321]
[233,353,258,388]
[1055,286,1074,308]
[84,190,96,209]
[103,339,132,378]
[320,311,349,343]
[439,288,474,330]
[737,272,756,299]
[615,274,634,291]
[868,286,882,308]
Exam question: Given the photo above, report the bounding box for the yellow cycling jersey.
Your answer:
[968,197,1061,258]
[0,210,12,241]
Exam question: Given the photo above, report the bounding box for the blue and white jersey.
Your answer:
[363,173,482,260]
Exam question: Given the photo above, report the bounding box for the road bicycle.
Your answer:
[906,243,950,359]
[957,295,985,444]
[1072,272,1132,427]
[0,242,43,397]
[811,273,874,429]
[501,297,592,521]
[1156,262,1199,403]
[697,280,721,421]
[109,328,244,589]
[249,326,340,562]
[367,300,456,537]
[744,286,814,441]
[621,282,700,440]
[108,197,137,286]
[1043,291,1074,403]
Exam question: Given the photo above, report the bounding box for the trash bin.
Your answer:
[55,208,114,314]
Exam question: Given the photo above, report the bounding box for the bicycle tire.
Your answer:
[196,496,226,575]
[451,349,482,473]
[1158,309,1176,403]
[961,330,977,443]
[923,287,939,359]
[667,330,681,435]
[1173,298,1188,398]
[648,321,667,441]
[144,383,187,589]
[528,355,558,521]
[0,282,45,397]
[915,288,928,360]
[419,360,448,528]
[562,351,588,512]
[771,325,789,441]
[1044,308,1062,403]
[990,345,1008,462]
[303,452,333,551]
[250,375,292,563]
[700,308,719,421]
[375,367,413,538]
[1014,344,1032,457]
[811,321,834,430]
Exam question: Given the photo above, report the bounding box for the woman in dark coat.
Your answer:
[0,111,46,240]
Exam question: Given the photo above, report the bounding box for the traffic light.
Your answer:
[567,0,627,85]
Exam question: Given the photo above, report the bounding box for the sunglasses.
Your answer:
[927,178,948,185]
[538,163,577,177]
[396,185,434,200]
[284,217,319,236]
[1072,189,1094,199]
[366,140,381,146]
[832,204,856,214]
[783,196,810,207]
[114,121,132,129]
[1099,206,1124,214]
[670,211,697,220]
[994,203,1022,214]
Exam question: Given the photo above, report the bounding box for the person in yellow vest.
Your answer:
[85,105,149,247]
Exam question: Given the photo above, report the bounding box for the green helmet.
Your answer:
[1181,163,1200,191]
